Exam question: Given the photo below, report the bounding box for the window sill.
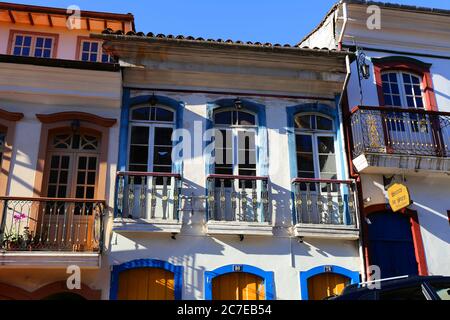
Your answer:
[205,220,273,236]
[113,217,182,234]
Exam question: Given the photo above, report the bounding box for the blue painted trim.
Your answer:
[286,103,338,224]
[205,99,268,222]
[334,94,352,224]
[110,259,184,300]
[299,265,360,300]
[204,264,274,300]
[205,98,268,176]
[119,93,185,175]
[118,88,131,173]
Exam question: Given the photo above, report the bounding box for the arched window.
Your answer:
[128,104,175,181]
[294,113,336,182]
[381,71,424,109]
[213,109,257,187]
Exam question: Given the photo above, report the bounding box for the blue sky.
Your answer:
[7,0,450,44]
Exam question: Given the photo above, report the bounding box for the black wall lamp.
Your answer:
[234,98,243,109]
[358,51,371,80]
[71,120,80,133]
[149,93,158,106]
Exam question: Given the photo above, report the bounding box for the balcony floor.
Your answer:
[294,224,360,240]
[205,220,273,236]
[0,251,101,268]
[113,218,183,234]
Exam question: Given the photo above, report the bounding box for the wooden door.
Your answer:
[368,212,419,278]
[308,273,350,300]
[117,268,175,300]
[212,273,265,300]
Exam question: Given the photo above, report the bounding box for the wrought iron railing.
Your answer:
[206,174,270,223]
[292,178,357,227]
[351,106,450,158]
[116,172,182,221]
[0,197,105,252]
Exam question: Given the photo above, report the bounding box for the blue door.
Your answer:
[367,212,419,278]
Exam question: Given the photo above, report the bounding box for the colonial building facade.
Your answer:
[0,2,134,300]
[301,0,450,278]
[0,0,448,301]
[95,30,361,300]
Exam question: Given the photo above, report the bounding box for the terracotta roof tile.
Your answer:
[99,29,345,53]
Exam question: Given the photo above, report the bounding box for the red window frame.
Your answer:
[373,58,438,111]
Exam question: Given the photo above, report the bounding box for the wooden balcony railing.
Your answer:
[116,172,182,221]
[292,178,357,227]
[351,106,450,158]
[0,197,105,252]
[206,174,270,223]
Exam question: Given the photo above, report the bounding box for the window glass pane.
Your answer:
[237,111,256,126]
[15,35,23,45]
[316,116,333,131]
[22,47,30,56]
[154,127,173,146]
[82,41,90,51]
[88,157,97,170]
[129,146,148,165]
[297,154,314,172]
[102,53,111,63]
[36,37,43,48]
[44,38,52,49]
[43,49,51,58]
[319,155,337,174]
[295,115,312,130]
[132,107,150,120]
[153,146,172,165]
[155,107,174,122]
[90,53,97,62]
[296,134,313,152]
[130,126,149,145]
[317,137,335,154]
[81,53,89,61]
[214,129,233,166]
[389,73,397,82]
[392,95,401,106]
[23,36,32,46]
[214,111,233,125]
[91,42,99,51]
[34,49,42,57]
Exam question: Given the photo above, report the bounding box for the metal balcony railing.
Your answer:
[351,106,450,158]
[0,197,105,252]
[206,174,270,223]
[116,172,182,221]
[292,178,357,227]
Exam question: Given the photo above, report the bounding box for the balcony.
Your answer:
[0,197,104,268]
[351,106,450,174]
[292,179,359,240]
[113,172,183,234]
[205,174,273,236]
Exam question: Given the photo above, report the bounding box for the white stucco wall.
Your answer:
[108,91,362,300]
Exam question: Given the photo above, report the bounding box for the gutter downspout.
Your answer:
[338,54,367,283]
[337,2,348,51]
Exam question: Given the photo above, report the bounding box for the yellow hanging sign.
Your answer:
[387,183,411,212]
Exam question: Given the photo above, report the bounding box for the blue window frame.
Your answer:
[205,99,268,178]
[110,259,184,300]
[299,265,360,300]
[205,264,274,300]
